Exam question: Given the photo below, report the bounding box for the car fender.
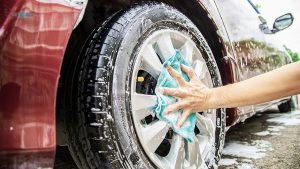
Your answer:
[0,0,84,167]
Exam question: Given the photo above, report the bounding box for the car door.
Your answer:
[251,11,293,111]
[214,0,270,114]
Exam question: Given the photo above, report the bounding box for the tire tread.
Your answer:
[72,4,151,169]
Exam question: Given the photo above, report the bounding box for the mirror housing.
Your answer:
[272,13,294,33]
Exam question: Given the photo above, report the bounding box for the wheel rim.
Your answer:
[130,29,217,169]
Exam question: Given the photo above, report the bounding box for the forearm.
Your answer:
[208,61,300,109]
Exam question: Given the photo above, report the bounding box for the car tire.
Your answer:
[66,2,226,169]
[278,96,297,113]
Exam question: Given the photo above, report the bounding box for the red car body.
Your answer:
[0,0,81,167]
[0,0,292,168]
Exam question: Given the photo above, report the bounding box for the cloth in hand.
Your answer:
[154,50,196,142]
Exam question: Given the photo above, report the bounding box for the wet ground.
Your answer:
[219,106,300,169]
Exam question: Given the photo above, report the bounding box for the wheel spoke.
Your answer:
[165,135,185,169]
[196,114,215,138]
[193,60,208,80]
[186,136,203,166]
[180,41,194,63]
[141,45,163,79]
[196,114,215,156]
[155,33,176,62]
[131,93,157,111]
[134,109,152,120]
[198,135,209,155]
[201,73,213,88]
[141,120,169,153]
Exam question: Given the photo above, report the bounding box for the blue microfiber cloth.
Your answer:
[154,50,196,142]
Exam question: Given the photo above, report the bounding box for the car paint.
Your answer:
[0,0,81,167]
[0,0,292,167]
[195,0,241,126]
[214,0,291,121]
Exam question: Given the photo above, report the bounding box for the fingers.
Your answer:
[167,66,186,86]
[161,87,184,98]
[164,101,187,114]
[176,109,192,129]
[180,64,197,81]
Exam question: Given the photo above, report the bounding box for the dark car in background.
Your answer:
[0,0,295,168]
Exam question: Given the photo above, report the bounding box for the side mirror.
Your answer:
[273,13,294,33]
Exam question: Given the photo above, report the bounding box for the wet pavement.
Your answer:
[219,106,300,169]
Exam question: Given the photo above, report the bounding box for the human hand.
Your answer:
[161,64,212,129]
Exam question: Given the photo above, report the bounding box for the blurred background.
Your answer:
[256,0,300,60]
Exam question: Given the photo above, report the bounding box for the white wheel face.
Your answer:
[130,29,217,169]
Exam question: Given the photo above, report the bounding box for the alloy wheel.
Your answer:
[130,29,217,169]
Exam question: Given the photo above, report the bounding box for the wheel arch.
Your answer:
[60,0,235,84]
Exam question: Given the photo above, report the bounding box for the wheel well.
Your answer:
[56,0,233,145]
[61,0,233,85]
